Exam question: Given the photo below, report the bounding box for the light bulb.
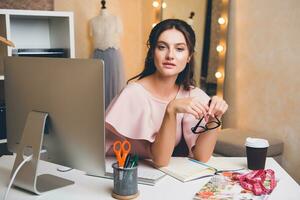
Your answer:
[216,45,224,52]
[218,17,226,25]
[162,2,167,8]
[215,71,223,79]
[152,1,159,8]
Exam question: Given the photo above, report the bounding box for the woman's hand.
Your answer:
[167,97,209,119]
[207,96,228,120]
[167,96,228,121]
[192,96,228,162]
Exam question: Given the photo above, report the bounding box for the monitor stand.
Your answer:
[11,111,74,194]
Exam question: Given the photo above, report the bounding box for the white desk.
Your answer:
[0,155,299,200]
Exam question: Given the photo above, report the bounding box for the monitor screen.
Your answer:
[4,56,106,177]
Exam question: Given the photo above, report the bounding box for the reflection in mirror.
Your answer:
[161,0,229,97]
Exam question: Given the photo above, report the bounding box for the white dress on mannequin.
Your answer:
[89,9,125,109]
[89,9,123,50]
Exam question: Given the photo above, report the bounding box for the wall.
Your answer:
[0,0,53,10]
[54,0,153,80]
[224,0,300,182]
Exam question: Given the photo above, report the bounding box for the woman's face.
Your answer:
[153,28,190,78]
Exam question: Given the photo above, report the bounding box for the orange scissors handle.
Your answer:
[113,140,131,167]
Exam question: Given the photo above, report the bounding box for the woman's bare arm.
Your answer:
[150,97,208,167]
[150,106,177,167]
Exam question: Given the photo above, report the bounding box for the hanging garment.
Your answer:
[93,48,125,109]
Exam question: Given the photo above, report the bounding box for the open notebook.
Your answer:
[105,157,166,186]
[156,156,245,182]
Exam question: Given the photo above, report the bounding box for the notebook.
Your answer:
[105,157,166,186]
[156,156,245,182]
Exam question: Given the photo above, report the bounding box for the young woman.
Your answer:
[105,19,228,167]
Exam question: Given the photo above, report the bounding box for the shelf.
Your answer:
[0,9,75,58]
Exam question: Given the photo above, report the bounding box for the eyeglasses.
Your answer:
[191,115,221,134]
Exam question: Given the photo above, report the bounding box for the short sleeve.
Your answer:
[182,87,210,157]
[105,84,156,142]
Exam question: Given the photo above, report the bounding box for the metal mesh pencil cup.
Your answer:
[112,162,138,198]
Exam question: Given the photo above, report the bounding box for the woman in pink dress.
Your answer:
[105,19,228,167]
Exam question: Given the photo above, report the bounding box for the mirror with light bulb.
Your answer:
[157,0,229,97]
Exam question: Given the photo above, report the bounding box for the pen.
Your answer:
[124,153,132,168]
[130,154,138,168]
[188,158,217,171]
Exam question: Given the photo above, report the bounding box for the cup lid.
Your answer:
[245,137,269,148]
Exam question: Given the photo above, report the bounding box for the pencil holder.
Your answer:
[111,162,139,200]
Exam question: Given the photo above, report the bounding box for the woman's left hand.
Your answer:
[207,96,228,119]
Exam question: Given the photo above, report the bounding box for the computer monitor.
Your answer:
[4,56,106,193]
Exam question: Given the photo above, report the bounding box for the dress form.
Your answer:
[89,2,125,109]
[89,8,123,50]
[186,11,195,26]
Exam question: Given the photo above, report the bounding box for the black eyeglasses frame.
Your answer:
[191,115,221,134]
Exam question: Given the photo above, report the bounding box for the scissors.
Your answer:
[113,140,131,168]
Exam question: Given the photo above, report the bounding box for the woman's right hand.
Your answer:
[167,97,209,119]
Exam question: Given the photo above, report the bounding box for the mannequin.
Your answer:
[186,11,195,26]
[89,0,125,109]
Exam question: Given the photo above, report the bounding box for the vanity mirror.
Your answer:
[157,0,230,97]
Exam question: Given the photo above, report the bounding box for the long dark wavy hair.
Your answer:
[127,19,196,90]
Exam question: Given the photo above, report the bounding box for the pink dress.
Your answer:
[105,82,210,158]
